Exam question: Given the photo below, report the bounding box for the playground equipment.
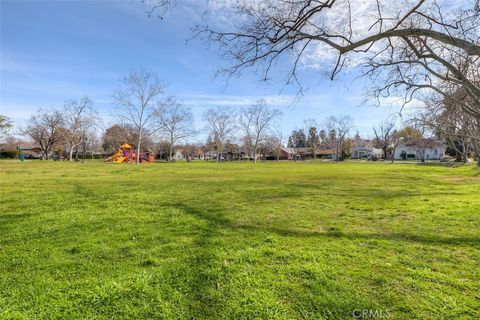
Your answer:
[104,143,155,163]
[16,146,43,160]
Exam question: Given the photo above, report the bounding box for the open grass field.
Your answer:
[0,160,479,319]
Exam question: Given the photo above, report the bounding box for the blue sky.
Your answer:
[0,0,403,140]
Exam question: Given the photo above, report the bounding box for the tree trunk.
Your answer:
[82,139,86,163]
[169,144,174,161]
[137,128,142,165]
[45,146,51,160]
[75,145,79,161]
[69,146,74,161]
[169,135,175,161]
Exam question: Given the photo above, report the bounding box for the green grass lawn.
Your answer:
[0,160,479,319]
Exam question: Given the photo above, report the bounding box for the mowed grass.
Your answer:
[0,160,479,319]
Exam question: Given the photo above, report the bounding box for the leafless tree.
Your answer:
[0,135,26,151]
[0,115,13,139]
[415,93,480,165]
[373,119,396,160]
[202,106,237,162]
[156,97,194,161]
[85,132,102,159]
[267,130,284,161]
[21,110,64,159]
[320,115,353,162]
[389,130,402,163]
[59,96,97,161]
[144,0,174,19]
[239,99,282,163]
[113,68,164,164]
[183,0,480,117]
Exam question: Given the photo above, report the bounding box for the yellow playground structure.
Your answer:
[104,143,155,163]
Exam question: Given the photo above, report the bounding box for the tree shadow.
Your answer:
[175,203,480,249]
[0,213,32,230]
[167,204,231,318]
[243,225,480,247]
[288,181,467,199]
[171,202,377,318]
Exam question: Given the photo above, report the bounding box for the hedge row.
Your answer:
[0,150,18,158]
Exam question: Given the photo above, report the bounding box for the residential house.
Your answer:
[204,149,247,161]
[173,147,205,160]
[394,138,445,161]
[279,147,336,160]
[173,148,187,160]
[190,147,205,160]
[352,139,382,159]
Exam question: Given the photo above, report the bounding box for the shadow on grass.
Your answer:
[246,225,480,247]
[168,205,230,318]
[175,203,480,248]
[166,200,479,317]
[172,203,387,318]
[289,182,467,199]
[0,213,32,229]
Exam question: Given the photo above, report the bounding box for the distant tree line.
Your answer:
[1,68,478,165]
[142,0,480,165]
[2,1,479,165]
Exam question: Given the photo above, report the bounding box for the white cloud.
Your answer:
[179,93,298,108]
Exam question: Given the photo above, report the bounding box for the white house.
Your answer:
[279,147,336,160]
[394,138,445,161]
[173,149,187,160]
[173,148,206,160]
[352,139,382,159]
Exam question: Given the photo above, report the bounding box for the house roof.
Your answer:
[317,149,335,155]
[18,146,42,152]
[280,147,295,154]
[401,138,443,148]
[353,139,374,149]
[280,147,334,155]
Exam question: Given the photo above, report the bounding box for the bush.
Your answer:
[91,154,105,160]
[0,150,18,159]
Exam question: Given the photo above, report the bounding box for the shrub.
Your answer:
[0,150,18,159]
